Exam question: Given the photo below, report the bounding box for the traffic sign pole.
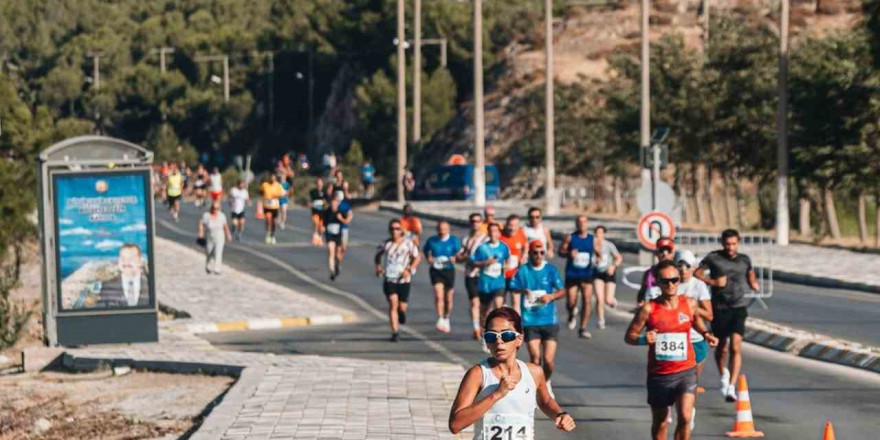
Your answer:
[652,144,660,212]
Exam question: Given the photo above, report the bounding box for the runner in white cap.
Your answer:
[676,249,713,430]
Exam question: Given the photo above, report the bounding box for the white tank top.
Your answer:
[473,359,537,440]
[523,225,546,246]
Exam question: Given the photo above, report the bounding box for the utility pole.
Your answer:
[473,0,486,207]
[87,53,102,91]
[150,47,175,74]
[639,0,653,210]
[308,48,315,154]
[544,0,557,215]
[253,51,275,132]
[397,0,407,203]
[223,56,230,102]
[195,55,230,103]
[413,0,422,144]
[776,0,790,245]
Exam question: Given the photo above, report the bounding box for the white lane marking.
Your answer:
[158,218,469,366]
[247,318,283,330]
[308,315,345,325]
[187,323,220,334]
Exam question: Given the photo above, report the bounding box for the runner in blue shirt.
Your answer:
[471,223,511,334]
[332,197,353,278]
[424,220,462,334]
[558,214,597,338]
[509,239,566,396]
[361,160,376,199]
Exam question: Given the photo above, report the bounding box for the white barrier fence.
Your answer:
[621,232,774,304]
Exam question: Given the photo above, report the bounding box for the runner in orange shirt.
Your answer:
[477,205,500,236]
[400,203,423,245]
[500,214,528,310]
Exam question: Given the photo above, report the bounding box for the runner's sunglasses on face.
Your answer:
[657,277,680,286]
[483,330,519,344]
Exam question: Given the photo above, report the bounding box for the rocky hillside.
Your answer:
[417,0,864,197]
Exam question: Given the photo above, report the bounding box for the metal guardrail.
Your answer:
[619,232,774,307]
[673,232,774,300]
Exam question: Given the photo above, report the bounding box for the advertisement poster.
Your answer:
[54,171,153,311]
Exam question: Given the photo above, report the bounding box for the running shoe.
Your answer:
[330,272,336,281]
[205,267,212,274]
[597,319,606,330]
[265,233,272,244]
[442,318,452,333]
[720,368,731,396]
[279,223,286,231]
[725,385,738,402]
[579,329,592,339]
[398,310,407,325]
[271,236,277,245]
[436,318,444,332]
[390,332,399,342]
[567,306,579,330]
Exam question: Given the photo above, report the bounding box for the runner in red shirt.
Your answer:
[625,260,717,440]
[499,214,528,309]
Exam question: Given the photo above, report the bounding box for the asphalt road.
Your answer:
[157,202,880,439]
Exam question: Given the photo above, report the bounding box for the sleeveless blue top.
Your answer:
[565,232,595,280]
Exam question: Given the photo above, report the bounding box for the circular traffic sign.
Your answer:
[637,211,676,250]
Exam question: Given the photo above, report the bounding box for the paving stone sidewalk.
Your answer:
[61,237,467,439]
[155,238,355,331]
[64,330,466,440]
[385,202,880,291]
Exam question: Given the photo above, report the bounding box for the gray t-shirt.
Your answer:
[201,212,228,242]
[699,250,753,309]
[591,240,620,272]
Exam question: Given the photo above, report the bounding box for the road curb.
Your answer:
[741,323,880,376]
[383,203,880,295]
[168,313,358,334]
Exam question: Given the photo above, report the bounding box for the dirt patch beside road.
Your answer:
[0,369,232,439]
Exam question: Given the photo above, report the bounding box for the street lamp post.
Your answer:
[150,47,176,74]
[473,0,486,207]
[195,55,230,103]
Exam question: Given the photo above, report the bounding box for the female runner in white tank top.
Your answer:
[449,307,576,439]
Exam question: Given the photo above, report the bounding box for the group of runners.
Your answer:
[435,211,759,440]
[160,160,761,439]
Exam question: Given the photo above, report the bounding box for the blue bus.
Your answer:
[414,165,500,201]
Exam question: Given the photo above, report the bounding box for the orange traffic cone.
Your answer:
[726,375,764,438]
[823,421,835,440]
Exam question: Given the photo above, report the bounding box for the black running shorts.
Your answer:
[383,281,411,302]
[429,268,455,289]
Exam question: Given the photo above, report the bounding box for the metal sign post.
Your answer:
[37,136,158,346]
